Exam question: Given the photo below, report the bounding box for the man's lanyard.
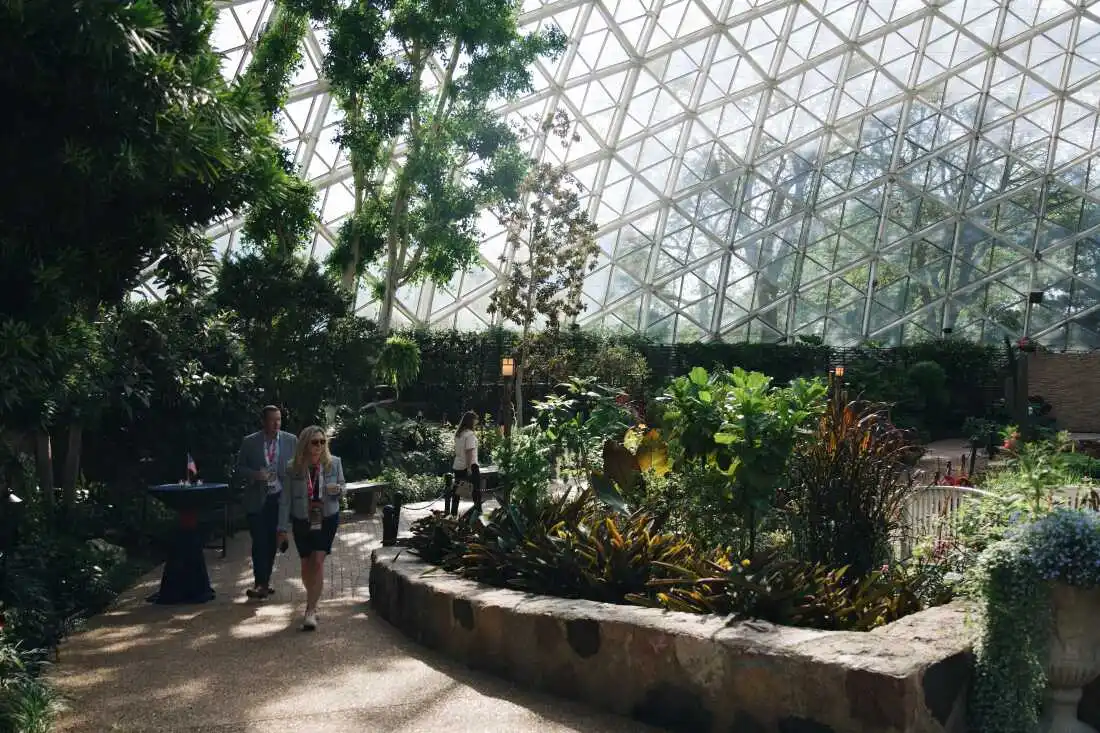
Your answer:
[265,437,277,467]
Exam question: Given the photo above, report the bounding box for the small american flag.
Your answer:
[186,453,198,479]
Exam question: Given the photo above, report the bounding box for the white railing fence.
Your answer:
[896,484,1099,559]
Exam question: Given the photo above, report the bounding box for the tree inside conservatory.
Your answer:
[487,111,599,426]
[292,0,566,333]
[0,0,292,501]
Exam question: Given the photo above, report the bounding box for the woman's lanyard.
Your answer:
[306,464,322,501]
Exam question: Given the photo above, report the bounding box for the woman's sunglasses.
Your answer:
[310,438,327,446]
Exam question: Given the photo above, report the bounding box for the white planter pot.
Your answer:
[1042,583,1100,733]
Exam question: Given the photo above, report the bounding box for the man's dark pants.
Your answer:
[247,493,280,588]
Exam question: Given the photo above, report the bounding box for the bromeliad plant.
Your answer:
[635,555,922,631]
[407,486,934,631]
[408,489,694,603]
[658,367,827,555]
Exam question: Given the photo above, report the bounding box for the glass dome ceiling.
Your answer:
[205,0,1100,348]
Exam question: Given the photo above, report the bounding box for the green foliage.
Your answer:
[474,414,503,465]
[375,336,422,389]
[521,330,652,397]
[380,469,446,504]
[331,407,397,478]
[968,539,1049,733]
[784,396,917,577]
[531,377,633,474]
[408,489,932,630]
[0,641,62,733]
[639,554,923,631]
[408,490,698,602]
[331,408,450,478]
[304,0,568,331]
[238,3,318,257]
[214,252,371,422]
[82,294,259,487]
[658,367,827,554]
[841,339,1003,439]
[990,431,1093,512]
[969,510,1100,733]
[0,0,290,431]
[494,428,554,517]
[386,418,450,475]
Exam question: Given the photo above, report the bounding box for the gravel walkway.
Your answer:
[49,500,660,733]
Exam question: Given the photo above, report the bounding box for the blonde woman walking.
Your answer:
[283,425,345,630]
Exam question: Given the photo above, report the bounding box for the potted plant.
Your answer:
[970,508,1100,733]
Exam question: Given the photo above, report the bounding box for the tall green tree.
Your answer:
[0,0,289,499]
[487,112,599,425]
[238,1,318,258]
[306,0,567,333]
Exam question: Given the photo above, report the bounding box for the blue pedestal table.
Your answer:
[146,482,228,605]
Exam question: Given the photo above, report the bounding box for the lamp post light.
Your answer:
[500,356,515,436]
[830,365,845,397]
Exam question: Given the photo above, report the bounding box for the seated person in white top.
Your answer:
[449,411,480,514]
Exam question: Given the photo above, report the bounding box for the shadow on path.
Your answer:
[50,513,664,733]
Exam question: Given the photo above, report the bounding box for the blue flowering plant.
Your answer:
[1019,508,1100,587]
[969,508,1100,733]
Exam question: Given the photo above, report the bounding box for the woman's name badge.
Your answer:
[309,500,323,530]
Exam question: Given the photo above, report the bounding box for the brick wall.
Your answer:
[1027,352,1100,433]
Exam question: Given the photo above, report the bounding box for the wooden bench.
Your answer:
[344,479,389,515]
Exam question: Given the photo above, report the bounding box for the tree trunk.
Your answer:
[514,360,525,427]
[35,428,54,509]
[377,264,399,335]
[62,422,83,507]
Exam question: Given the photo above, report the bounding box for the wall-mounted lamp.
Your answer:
[501,356,515,378]
[833,366,845,378]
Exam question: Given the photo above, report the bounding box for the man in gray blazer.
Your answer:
[236,405,297,599]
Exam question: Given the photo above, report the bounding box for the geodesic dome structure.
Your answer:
[206,0,1100,348]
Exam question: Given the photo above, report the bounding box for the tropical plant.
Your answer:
[380,469,447,505]
[407,488,934,631]
[494,428,554,518]
[658,367,827,555]
[214,252,361,420]
[475,414,503,465]
[375,336,422,390]
[408,489,700,602]
[636,554,923,631]
[0,641,62,733]
[237,1,318,258]
[783,397,917,577]
[531,377,633,475]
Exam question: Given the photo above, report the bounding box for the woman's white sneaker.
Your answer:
[302,611,318,631]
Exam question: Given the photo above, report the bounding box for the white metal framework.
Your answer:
[206,0,1100,348]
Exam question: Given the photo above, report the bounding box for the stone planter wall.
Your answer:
[369,548,974,733]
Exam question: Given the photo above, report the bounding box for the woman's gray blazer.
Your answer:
[279,456,346,529]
